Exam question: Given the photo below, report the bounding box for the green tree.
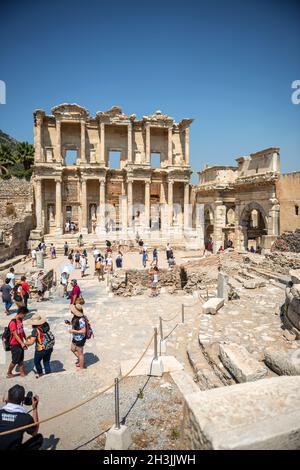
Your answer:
[14,141,34,170]
[0,143,16,175]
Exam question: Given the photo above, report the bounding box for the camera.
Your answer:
[24,391,33,406]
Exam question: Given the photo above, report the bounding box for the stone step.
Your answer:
[219,343,268,383]
[181,376,300,449]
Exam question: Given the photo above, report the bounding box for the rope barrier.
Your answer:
[163,323,179,341]
[160,312,179,323]
[0,333,154,437]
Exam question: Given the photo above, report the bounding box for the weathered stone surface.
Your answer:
[181,376,300,449]
[282,329,296,342]
[202,298,224,315]
[264,347,300,376]
[187,344,224,390]
[219,343,268,382]
[290,269,300,284]
[243,279,266,289]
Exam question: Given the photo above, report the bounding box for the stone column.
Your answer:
[128,122,132,163]
[213,200,226,253]
[56,119,61,163]
[268,198,280,236]
[184,182,190,231]
[81,179,88,234]
[168,180,174,230]
[35,178,43,231]
[55,179,63,236]
[144,181,150,232]
[100,122,105,164]
[196,202,205,250]
[185,127,190,165]
[145,124,150,164]
[168,127,173,165]
[80,120,86,163]
[160,181,167,233]
[97,179,106,236]
[127,180,133,229]
[35,118,42,162]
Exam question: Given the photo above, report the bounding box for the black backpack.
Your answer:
[2,319,16,351]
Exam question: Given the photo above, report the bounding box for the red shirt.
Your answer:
[70,285,80,304]
[21,281,30,295]
[9,319,25,346]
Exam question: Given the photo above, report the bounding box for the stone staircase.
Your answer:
[43,233,190,254]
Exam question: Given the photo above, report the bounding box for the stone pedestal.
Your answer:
[36,250,44,269]
[28,229,43,251]
[217,271,229,301]
[149,357,164,377]
[105,425,132,450]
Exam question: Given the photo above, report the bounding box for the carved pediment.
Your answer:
[142,110,174,125]
[96,106,136,123]
[51,103,89,119]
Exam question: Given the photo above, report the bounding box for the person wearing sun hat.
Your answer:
[26,313,55,378]
[67,303,86,370]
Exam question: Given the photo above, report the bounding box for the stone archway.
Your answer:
[240,202,268,251]
[204,204,214,250]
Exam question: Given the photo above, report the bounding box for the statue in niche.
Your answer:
[227,208,235,226]
[175,153,181,165]
[91,204,97,233]
[49,205,55,223]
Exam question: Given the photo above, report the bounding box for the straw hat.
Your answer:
[29,313,47,326]
[70,304,83,317]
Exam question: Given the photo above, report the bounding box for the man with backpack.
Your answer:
[6,267,15,289]
[20,275,30,309]
[0,278,13,315]
[25,313,55,378]
[4,307,28,378]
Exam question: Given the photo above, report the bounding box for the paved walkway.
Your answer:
[0,251,199,449]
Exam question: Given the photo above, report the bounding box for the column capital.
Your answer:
[54,177,62,184]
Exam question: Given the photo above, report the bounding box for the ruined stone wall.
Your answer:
[0,177,35,262]
[276,172,300,233]
[111,267,183,296]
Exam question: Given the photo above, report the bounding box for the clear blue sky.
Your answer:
[1,0,299,181]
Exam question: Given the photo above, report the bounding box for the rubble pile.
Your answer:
[272,230,300,253]
[258,252,300,275]
[111,268,182,296]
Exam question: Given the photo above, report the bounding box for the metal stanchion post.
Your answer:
[154,327,158,360]
[105,377,132,449]
[114,377,120,430]
[181,304,185,323]
[159,317,163,340]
